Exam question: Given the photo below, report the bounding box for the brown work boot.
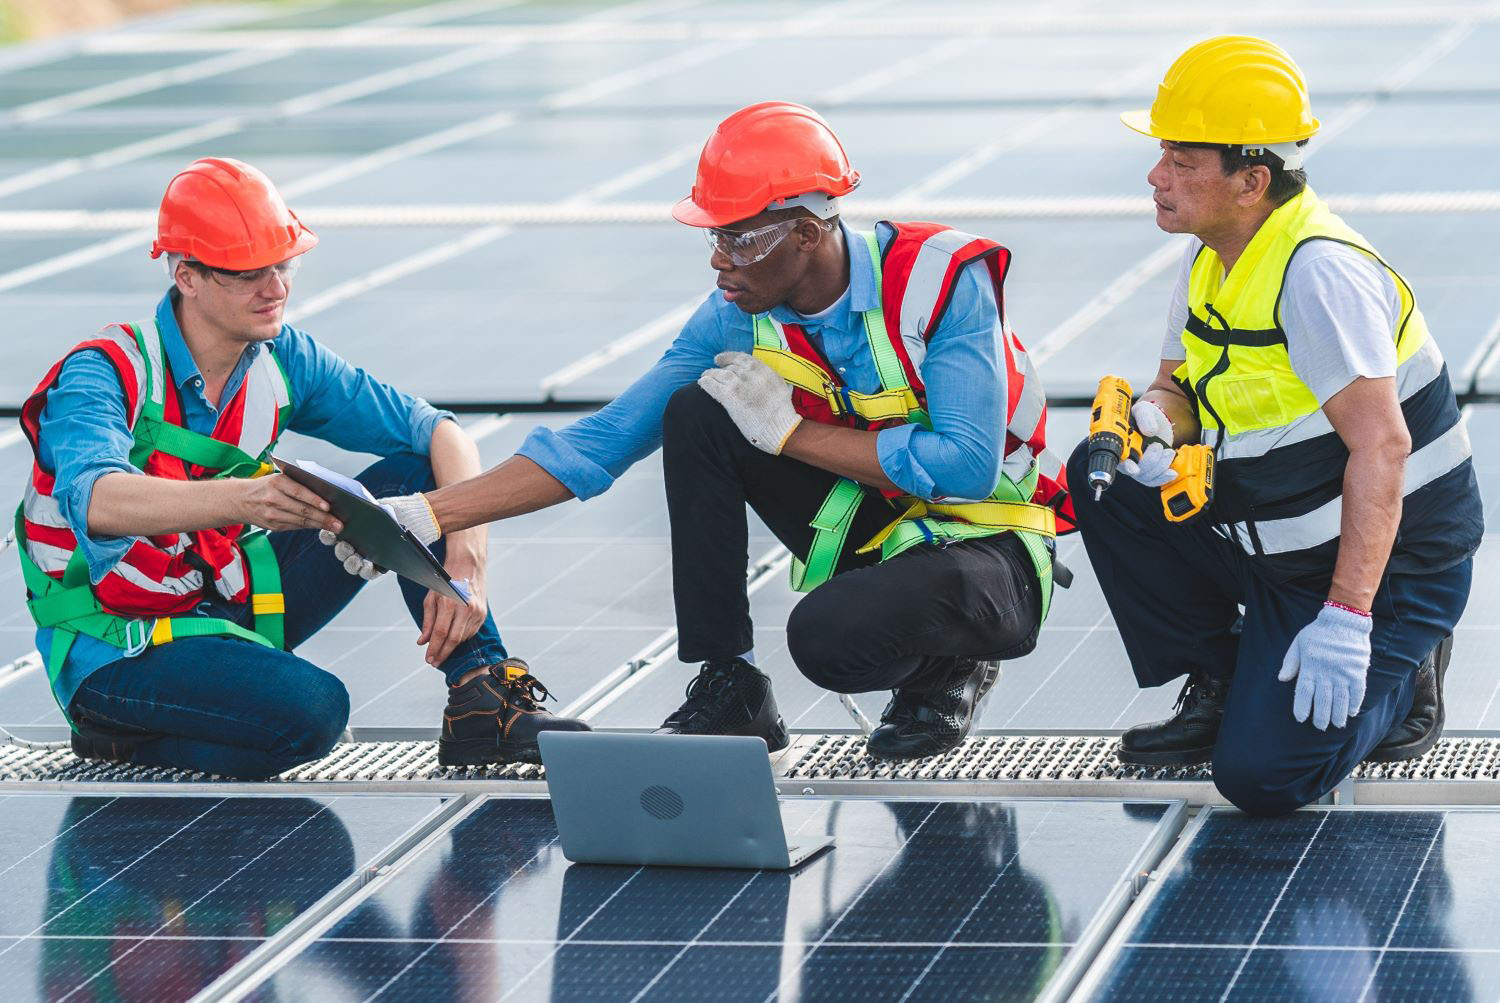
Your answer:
[438,657,590,767]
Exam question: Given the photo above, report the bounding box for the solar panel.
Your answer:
[1078,807,1500,1001]
[0,792,452,1000]
[248,796,1182,1000]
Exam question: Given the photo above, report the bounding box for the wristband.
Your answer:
[1324,599,1371,618]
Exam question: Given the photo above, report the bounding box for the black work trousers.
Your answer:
[662,384,1042,694]
[1066,439,1472,815]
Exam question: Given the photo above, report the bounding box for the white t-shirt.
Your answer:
[1161,238,1401,405]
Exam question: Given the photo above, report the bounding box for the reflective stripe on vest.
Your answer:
[750,222,1068,618]
[1172,188,1473,568]
[20,317,290,614]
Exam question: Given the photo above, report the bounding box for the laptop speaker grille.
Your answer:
[640,784,684,820]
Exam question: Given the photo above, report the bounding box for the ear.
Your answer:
[1237,165,1273,208]
[794,218,825,252]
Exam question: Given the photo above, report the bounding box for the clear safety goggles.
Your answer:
[197,255,303,291]
[704,218,832,267]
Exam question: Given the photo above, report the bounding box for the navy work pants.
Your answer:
[68,453,508,779]
[1066,440,1472,816]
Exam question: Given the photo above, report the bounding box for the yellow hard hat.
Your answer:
[1122,35,1319,156]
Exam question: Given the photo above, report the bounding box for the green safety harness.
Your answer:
[751,232,1060,621]
[17,318,290,726]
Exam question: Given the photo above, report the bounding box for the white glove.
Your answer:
[316,492,441,580]
[1277,603,1374,730]
[697,351,802,455]
[1117,400,1178,487]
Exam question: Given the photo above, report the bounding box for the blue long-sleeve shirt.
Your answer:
[31,290,454,710]
[519,221,1010,503]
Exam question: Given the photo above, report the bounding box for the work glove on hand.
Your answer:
[1117,400,1178,487]
[317,492,441,580]
[697,351,802,455]
[1277,603,1373,730]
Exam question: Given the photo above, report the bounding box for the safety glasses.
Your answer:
[704,218,830,267]
[197,255,303,291]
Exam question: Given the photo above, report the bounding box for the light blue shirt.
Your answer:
[31,289,455,709]
[519,221,1011,502]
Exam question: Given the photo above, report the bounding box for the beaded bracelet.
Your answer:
[1324,599,1371,618]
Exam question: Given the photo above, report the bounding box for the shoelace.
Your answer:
[501,672,553,711]
[1172,673,1225,715]
[664,662,737,726]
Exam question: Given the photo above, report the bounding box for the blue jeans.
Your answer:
[69,453,507,778]
[1067,440,1473,815]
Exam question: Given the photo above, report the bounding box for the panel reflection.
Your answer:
[275,797,1170,1001]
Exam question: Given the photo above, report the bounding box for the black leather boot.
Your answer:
[1366,634,1451,763]
[439,657,590,767]
[1117,671,1229,766]
[656,658,789,752]
[865,658,1001,761]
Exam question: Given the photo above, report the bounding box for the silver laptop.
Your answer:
[538,732,834,870]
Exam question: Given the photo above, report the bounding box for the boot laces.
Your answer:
[664,661,740,727]
[1173,672,1224,715]
[500,672,553,711]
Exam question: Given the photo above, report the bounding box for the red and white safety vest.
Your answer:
[751,221,1073,607]
[20,317,291,617]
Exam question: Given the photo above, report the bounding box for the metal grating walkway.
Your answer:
[5,734,1500,804]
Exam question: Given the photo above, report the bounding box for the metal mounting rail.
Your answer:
[4,734,1500,805]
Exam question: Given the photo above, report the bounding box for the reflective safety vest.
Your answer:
[1172,188,1482,580]
[753,222,1075,621]
[17,317,290,722]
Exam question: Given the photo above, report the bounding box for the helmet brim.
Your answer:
[1120,109,1159,139]
[671,195,742,229]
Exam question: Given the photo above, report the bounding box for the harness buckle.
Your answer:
[823,381,846,417]
[122,618,156,658]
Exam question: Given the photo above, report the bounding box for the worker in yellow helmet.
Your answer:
[1067,36,1482,814]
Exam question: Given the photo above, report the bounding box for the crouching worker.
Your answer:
[1070,37,1482,814]
[17,158,587,778]
[352,103,1075,760]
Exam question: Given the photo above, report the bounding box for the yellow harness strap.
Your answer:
[856,497,1058,555]
[753,346,921,423]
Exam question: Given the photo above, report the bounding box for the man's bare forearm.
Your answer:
[781,421,901,493]
[424,454,574,534]
[1328,446,1405,610]
[428,419,486,554]
[88,471,242,537]
[1142,359,1201,447]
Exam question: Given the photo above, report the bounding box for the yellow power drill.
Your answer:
[1087,375,1215,522]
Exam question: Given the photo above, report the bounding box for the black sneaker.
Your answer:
[439,657,590,767]
[655,658,789,752]
[1367,634,1451,763]
[866,658,1001,761]
[1117,670,1229,766]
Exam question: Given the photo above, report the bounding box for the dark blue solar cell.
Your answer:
[0,794,443,1003]
[1370,949,1500,1002]
[641,945,785,1001]
[1090,946,1245,1000]
[1129,809,1327,946]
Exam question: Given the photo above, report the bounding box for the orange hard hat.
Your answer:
[150,157,317,270]
[672,102,860,228]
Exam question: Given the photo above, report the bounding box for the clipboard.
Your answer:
[273,458,471,605]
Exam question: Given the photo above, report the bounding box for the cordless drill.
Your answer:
[1087,375,1215,522]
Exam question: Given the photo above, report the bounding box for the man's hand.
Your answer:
[419,538,487,666]
[698,351,802,454]
[1117,400,1178,487]
[237,473,342,533]
[1277,603,1374,730]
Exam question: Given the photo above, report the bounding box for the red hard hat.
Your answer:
[672,102,860,228]
[150,157,317,270]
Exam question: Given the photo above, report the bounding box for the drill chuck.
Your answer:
[1086,430,1125,499]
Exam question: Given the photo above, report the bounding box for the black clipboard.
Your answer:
[273,458,470,605]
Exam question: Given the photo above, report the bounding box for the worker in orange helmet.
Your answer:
[17,157,588,778]
[353,102,1077,760]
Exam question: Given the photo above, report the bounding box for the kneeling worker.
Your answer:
[1069,37,1482,814]
[361,102,1074,760]
[17,158,588,778]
